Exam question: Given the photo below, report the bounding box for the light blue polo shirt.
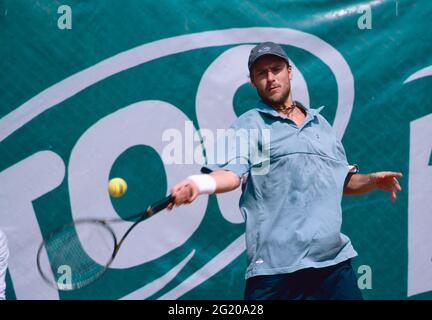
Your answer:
[202,100,358,279]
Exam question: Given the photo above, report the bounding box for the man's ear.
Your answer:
[249,74,256,87]
[287,65,293,80]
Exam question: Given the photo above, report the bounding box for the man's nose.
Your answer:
[267,71,276,81]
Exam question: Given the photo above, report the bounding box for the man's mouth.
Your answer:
[268,86,280,94]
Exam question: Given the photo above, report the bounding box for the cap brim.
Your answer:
[249,53,290,71]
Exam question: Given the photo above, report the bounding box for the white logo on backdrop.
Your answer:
[405,65,432,297]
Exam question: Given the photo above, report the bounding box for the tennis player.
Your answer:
[169,42,402,300]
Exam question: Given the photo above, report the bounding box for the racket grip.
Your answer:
[147,194,173,216]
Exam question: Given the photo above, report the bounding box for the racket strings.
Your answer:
[38,195,172,290]
[44,223,115,288]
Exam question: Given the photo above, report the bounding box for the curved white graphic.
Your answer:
[120,250,195,300]
[69,101,208,267]
[404,66,432,84]
[158,234,245,300]
[0,151,64,299]
[405,66,432,297]
[0,27,354,142]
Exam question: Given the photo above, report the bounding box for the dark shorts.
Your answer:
[244,259,363,300]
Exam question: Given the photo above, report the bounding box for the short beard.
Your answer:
[258,86,291,109]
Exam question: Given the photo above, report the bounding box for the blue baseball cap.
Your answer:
[248,42,290,71]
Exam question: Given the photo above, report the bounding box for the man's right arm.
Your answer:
[168,170,241,209]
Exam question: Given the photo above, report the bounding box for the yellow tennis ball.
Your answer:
[108,178,128,198]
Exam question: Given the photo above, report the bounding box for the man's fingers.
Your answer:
[391,190,396,204]
[185,184,200,204]
[388,171,403,177]
[393,177,402,191]
[383,171,403,178]
[169,178,202,209]
[377,171,402,180]
[187,187,200,203]
[175,186,188,205]
[171,183,198,206]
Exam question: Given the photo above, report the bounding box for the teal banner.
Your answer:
[0,0,431,299]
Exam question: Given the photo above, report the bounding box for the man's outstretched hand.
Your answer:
[370,171,403,204]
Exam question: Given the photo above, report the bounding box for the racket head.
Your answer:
[37,219,118,291]
[36,194,173,291]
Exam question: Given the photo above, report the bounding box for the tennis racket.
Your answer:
[36,194,173,291]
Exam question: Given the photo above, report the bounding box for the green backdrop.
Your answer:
[0,0,431,300]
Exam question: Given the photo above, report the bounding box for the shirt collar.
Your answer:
[256,100,325,119]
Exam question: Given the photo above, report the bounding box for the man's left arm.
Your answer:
[343,171,403,203]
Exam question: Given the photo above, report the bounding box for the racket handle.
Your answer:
[147,194,173,216]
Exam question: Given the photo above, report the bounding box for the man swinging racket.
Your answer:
[168,42,402,300]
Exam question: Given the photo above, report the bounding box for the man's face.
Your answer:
[250,55,292,106]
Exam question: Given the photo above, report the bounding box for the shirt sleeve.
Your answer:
[334,135,359,175]
[347,164,359,174]
[200,119,257,178]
